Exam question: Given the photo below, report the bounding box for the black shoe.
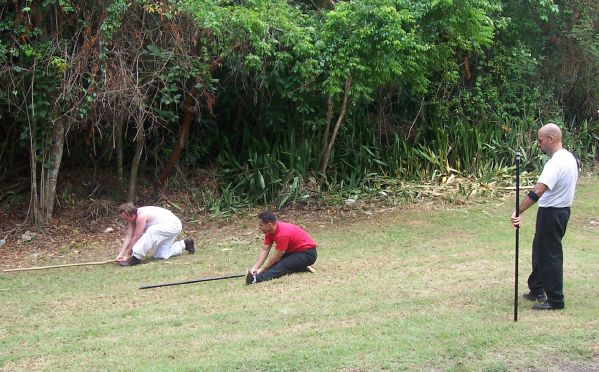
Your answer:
[245,270,257,285]
[184,238,195,254]
[119,255,142,266]
[522,291,547,302]
[532,300,565,310]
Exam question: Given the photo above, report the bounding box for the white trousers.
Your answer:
[132,221,185,260]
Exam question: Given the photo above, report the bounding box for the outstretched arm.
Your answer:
[259,249,285,273]
[511,182,548,227]
[117,222,135,261]
[117,214,148,261]
[129,214,148,249]
[251,244,273,274]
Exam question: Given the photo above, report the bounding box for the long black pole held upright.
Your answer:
[514,152,521,322]
[139,273,244,290]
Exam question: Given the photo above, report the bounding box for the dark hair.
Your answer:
[118,203,138,216]
[258,211,277,223]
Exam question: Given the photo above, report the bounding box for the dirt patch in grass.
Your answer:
[0,180,449,270]
[2,170,594,271]
[0,201,404,269]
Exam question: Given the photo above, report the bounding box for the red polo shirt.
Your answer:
[264,221,317,253]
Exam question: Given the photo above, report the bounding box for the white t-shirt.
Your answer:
[537,148,578,208]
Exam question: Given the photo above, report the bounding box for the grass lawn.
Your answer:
[1,175,599,371]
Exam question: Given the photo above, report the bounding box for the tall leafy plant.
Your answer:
[318,0,428,175]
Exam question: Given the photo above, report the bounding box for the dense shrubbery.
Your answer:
[0,0,597,222]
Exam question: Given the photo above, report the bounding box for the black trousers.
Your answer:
[256,248,317,283]
[528,207,571,306]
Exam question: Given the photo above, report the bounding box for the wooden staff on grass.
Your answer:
[2,260,115,273]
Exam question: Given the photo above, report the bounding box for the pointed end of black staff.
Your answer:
[138,273,246,290]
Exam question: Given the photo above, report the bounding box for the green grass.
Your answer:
[2,175,599,371]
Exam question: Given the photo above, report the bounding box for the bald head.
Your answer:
[537,123,563,156]
[540,123,562,140]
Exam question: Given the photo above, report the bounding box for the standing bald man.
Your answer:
[511,123,579,310]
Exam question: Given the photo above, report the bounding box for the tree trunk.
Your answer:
[321,94,334,160]
[43,120,65,221]
[116,116,124,188]
[156,93,196,194]
[127,121,145,203]
[28,121,43,227]
[26,66,44,226]
[320,74,352,175]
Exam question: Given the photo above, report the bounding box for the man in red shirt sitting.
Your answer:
[246,211,317,284]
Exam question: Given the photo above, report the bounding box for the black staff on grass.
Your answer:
[139,273,245,289]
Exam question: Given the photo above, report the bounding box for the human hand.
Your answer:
[511,211,520,228]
